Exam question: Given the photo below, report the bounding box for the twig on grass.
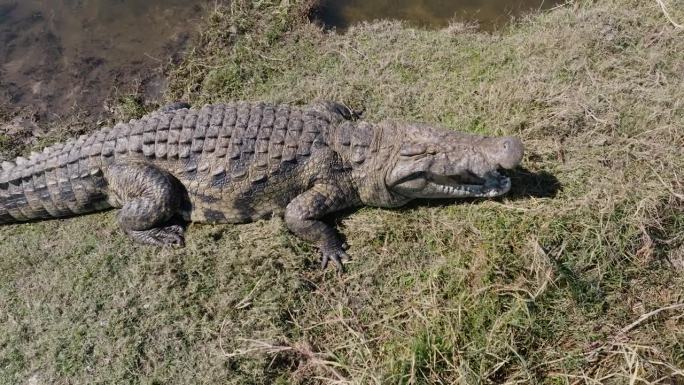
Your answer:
[618,303,684,335]
[581,302,684,382]
[655,0,684,29]
[648,163,684,201]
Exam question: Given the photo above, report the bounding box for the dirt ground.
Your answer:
[0,0,207,127]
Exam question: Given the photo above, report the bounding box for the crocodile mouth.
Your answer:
[390,169,513,199]
[427,170,512,198]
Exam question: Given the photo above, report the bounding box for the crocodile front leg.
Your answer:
[285,183,360,272]
[105,161,186,246]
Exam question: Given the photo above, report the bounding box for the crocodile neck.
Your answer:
[328,120,409,208]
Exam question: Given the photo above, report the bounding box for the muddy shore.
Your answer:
[0,0,207,124]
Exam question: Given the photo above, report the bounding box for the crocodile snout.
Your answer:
[496,136,524,169]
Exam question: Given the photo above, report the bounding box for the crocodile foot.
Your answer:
[320,242,350,274]
[127,224,185,247]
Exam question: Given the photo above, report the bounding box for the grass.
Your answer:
[1,0,684,383]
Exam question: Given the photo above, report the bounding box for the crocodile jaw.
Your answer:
[389,169,513,200]
[419,171,512,198]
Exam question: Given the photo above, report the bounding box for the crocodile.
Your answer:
[0,101,523,271]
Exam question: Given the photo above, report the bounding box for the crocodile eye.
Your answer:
[400,143,427,157]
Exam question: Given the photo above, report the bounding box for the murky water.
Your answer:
[0,0,207,121]
[316,0,562,30]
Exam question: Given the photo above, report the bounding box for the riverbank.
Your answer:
[1,0,683,384]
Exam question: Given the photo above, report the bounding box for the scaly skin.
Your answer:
[0,101,524,272]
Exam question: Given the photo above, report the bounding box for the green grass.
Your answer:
[1,0,684,384]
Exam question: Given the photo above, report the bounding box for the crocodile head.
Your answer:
[381,123,524,203]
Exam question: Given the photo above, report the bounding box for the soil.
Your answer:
[0,0,208,124]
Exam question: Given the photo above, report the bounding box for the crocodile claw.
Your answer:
[128,224,186,247]
[321,249,351,274]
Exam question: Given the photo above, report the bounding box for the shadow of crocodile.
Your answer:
[505,167,561,200]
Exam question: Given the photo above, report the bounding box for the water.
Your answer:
[0,0,207,121]
[316,0,562,30]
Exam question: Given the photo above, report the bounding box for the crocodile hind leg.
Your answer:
[105,161,186,247]
[285,183,360,273]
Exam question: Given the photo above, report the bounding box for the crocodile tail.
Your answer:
[0,134,112,225]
